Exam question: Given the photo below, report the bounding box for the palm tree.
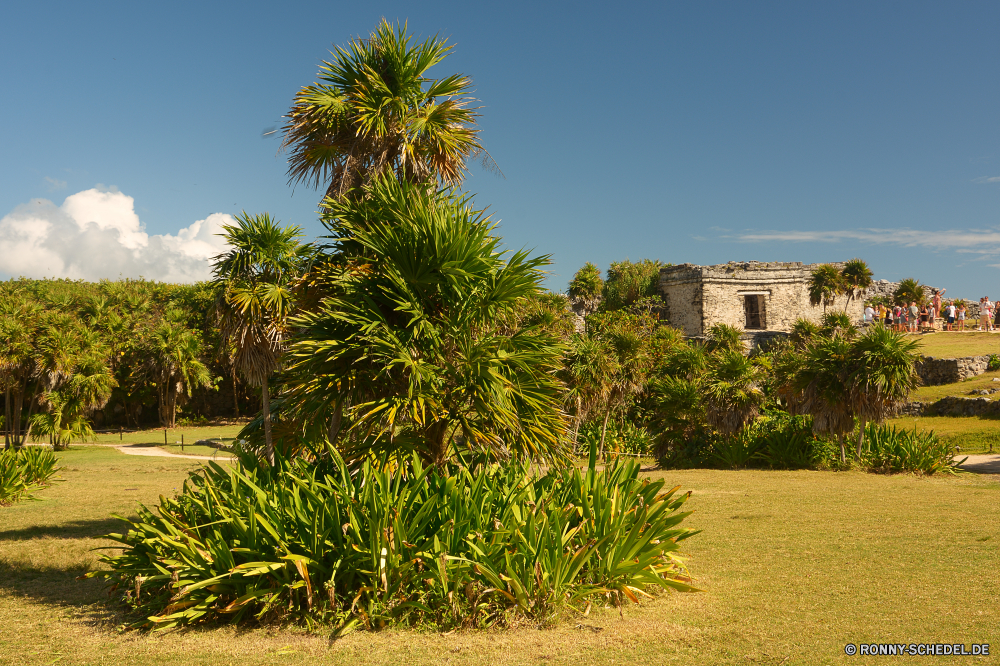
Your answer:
[150,319,211,428]
[561,335,616,452]
[849,325,921,456]
[840,258,873,311]
[893,278,926,306]
[808,264,844,313]
[702,348,765,436]
[780,334,857,463]
[281,19,495,203]
[212,213,309,465]
[281,176,566,468]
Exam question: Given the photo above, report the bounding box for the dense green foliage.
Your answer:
[602,259,664,312]
[1,278,246,445]
[93,451,697,631]
[273,177,566,467]
[0,446,59,504]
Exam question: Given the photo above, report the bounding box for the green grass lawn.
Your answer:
[886,415,1000,453]
[81,423,247,448]
[1,447,997,665]
[906,331,1000,358]
[909,368,1000,403]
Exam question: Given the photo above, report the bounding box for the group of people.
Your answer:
[861,289,999,332]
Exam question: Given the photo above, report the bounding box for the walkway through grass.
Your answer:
[0,448,996,665]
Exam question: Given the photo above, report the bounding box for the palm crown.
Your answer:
[281,19,494,202]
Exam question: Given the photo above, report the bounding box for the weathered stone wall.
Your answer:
[915,355,990,386]
[659,261,865,338]
[657,266,704,336]
[901,395,1000,417]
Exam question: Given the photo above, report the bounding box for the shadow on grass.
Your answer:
[0,517,128,542]
[0,559,113,610]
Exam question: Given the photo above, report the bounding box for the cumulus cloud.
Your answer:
[973,176,1000,184]
[0,187,233,283]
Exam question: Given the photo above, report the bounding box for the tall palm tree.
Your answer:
[840,258,873,311]
[281,19,495,203]
[561,335,616,452]
[150,319,211,428]
[212,213,308,464]
[281,176,566,468]
[808,264,844,313]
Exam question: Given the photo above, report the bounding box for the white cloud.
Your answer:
[729,227,1000,251]
[973,176,1000,184]
[0,187,233,283]
[44,176,67,191]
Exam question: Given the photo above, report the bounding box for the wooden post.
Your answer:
[119,426,123,441]
[181,434,184,451]
[164,429,167,447]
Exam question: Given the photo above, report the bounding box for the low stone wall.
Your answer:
[901,396,1000,417]
[915,355,990,386]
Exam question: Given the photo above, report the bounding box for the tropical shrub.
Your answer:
[988,354,1000,372]
[579,418,651,456]
[0,447,59,505]
[93,451,698,631]
[860,423,964,475]
[568,262,603,302]
[602,260,664,312]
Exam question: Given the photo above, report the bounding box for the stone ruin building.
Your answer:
[658,261,867,345]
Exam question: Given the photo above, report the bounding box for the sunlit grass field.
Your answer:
[906,331,1000,359]
[1,447,996,665]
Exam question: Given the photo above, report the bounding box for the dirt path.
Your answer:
[112,445,233,461]
[956,453,1000,479]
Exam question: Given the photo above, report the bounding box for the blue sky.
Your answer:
[2,1,999,297]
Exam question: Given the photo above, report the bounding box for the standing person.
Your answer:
[985,298,995,332]
[878,303,887,326]
[958,302,967,331]
[893,304,903,332]
[919,303,929,329]
[909,301,920,333]
[945,301,956,331]
[864,303,875,325]
[931,288,945,326]
[977,298,985,330]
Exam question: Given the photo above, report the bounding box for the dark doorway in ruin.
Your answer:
[743,294,767,329]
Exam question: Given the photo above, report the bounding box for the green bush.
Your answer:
[93,451,698,631]
[0,447,59,505]
[861,423,963,475]
[579,418,651,456]
[755,415,832,470]
[988,354,1000,372]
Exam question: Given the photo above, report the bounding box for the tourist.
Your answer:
[908,301,920,333]
[945,301,956,331]
[864,303,875,325]
[985,298,995,332]
[878,303,887,326]
[931,288,945,325]
[958,303,967,331]
[893,304,903,332]
[919,303,929,329]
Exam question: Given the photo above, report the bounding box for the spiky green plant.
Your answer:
[91,451,698,631]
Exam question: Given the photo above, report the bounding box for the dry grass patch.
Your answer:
[0,449,997,665]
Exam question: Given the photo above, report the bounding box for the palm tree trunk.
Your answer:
[231,365,240,416]
[4,387,10,450]
[839,434,846,464]
[599,410,611,460]
[261,374,274,466]
[856,417,867,458]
